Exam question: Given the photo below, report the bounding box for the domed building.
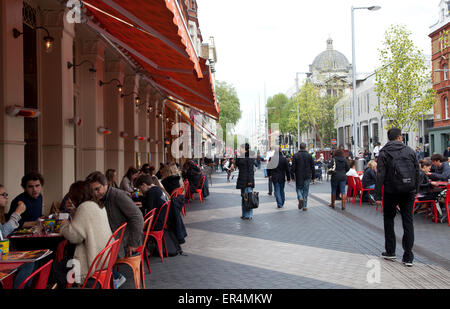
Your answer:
[308,38,352,97]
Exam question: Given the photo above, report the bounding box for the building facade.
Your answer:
[334,73,434,155]
[429,0,450,155]
[0,0,218,213]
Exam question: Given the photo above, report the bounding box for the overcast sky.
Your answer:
[196,0,439,134]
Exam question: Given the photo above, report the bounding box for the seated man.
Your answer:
[7,172,44,228]
[428,154,450,181]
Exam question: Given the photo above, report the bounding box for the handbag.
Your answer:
[242,190,259,210]
[327,160,336,176]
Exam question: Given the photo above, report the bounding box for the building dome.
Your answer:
[311,38,350,73]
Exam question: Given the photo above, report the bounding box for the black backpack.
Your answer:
[387,148,417,193]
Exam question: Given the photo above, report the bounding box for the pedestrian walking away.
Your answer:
[291,143,315,211]
[328,149,350,210]
[375,128,420,267]
[236,143,256,220]
[267,147,291,208]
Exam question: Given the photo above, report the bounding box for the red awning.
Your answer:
[82,0,219,118]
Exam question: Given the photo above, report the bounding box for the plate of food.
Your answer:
[13,228,34,235]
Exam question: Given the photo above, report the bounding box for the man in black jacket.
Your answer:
[291,143,315,211]
[375,128,420,267]
[267,147,291,208]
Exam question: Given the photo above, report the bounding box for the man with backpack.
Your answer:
[375,128,420,267]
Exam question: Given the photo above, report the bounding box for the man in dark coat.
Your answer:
[291,143,315,211]
[267,147,291,208]
[236,143,256,220]
[375,128,420,267]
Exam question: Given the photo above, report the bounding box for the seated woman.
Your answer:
[183,160,203,194]
[59,181,112,287]
[362,160,377,204]
[345,160,360,178]
[362,160,377,189]
[105,169,119,189]
[120,167,139,195]
[161,162,183,196]
[0,185,27,237]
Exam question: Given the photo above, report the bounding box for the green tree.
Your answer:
[216,81,242,134]
[375,24,436,132]
[266,93,291,133]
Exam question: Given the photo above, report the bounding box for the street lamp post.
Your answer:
[351,5,380,158]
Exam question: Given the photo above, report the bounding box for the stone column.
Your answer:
[40,8,75,211]
[0,0,24,211]
[123,70,139,171]
[77,27,106,179]
[103,57,125,178]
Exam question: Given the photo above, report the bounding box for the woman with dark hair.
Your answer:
[120,167,139,194]
[59,181,112,286]
[328,149,350,210]
[105,169,119,189]
[236,143,256,220]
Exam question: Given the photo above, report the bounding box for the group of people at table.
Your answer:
[0,159,207,289]
[344,153,450,217]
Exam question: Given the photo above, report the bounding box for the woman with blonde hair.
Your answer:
[162,162,183,196]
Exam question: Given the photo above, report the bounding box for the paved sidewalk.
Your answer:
[121,168,450,289]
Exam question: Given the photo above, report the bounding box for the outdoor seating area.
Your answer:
[345,176,450,226]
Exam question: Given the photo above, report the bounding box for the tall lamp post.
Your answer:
[295,72,308,150]
[351,5,381,158]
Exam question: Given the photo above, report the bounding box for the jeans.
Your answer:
[331,180,347,196]
[296,179,311,208]
[273,181,286,208]
[241,187,253,219]
[383,192,415,262]
[14,262,36,289]
[268,178,273,194]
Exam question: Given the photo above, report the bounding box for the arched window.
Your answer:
[444,63,449,80]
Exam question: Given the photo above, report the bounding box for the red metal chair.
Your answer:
[354,176,375,207]
[192,175,206,203]
[81,238,121,289]
[106,222,127,247]
[171,186,186,216]
[56,240,68,263]
[346,176,356,204]
[412,196,438,223]
[376,186,384,213]
[144,200,171,269]
[184,179,191,203]
[17,259,54,289]
[115,209,155,289]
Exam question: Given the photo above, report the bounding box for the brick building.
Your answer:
[429,0,450,154]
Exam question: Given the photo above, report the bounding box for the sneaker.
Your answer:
[368,194,376,205]
[402,260,414,267]
[113,274,127,289]
[381,252,396,261]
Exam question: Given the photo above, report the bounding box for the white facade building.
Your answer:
[334,72,434,155]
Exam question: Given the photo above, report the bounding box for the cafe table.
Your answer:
[0,249,52,289]
[8,232,64,255]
